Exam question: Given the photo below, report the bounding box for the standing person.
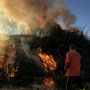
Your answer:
[65,44,85,90]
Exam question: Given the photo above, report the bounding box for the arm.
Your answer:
[64,52,71,70]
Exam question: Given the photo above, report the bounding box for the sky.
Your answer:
[65,0,90,37]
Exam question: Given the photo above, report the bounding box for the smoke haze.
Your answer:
[21,38,44,68]
[0,33,9,53]
[0,0,77,34]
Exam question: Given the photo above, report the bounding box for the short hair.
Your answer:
[70,44,76,49]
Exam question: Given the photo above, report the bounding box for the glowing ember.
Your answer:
[38,49,56,86]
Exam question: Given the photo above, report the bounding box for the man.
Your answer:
[65,44,85,90]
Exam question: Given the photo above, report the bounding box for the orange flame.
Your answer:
[44,77,54,86]
[38,49,56,73]
[0,49,18,78]
[38,49,56,86]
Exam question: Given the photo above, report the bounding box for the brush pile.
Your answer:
[0,24,90,90]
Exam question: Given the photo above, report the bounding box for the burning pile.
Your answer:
[0,33,18,79]
[38,49,56,86]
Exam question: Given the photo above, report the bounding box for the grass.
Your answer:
[0,84,57,90]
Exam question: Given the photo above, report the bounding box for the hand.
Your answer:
[64,65,70,70]
[64,65,67,70]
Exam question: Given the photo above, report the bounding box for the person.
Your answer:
[65,44,85,90]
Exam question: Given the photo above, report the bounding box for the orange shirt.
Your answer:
[65,49,81,77]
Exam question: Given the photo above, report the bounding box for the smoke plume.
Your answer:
[0,33,9,54]
[0,0,77,34]
[21,38,44,68]
[0,33,16,64]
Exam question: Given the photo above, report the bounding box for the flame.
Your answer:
[38,49,56,86]
[0,49,18,78]
[0,55,4,68]
[38,49,56,73]
[44,77,54,86]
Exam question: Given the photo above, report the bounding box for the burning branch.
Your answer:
[38,49,56,86]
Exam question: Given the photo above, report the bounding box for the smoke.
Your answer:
[0,0,46,34]
[8,44,16,64]
[0,33,16,64]
[0,10,24,35]
[45,0,76,28]
[0,33,9,54]
[57,0,77,27]
[0,0,77,34]
[21,38,44,68]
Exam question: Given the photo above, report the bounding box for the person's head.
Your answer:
[69,44,76,50]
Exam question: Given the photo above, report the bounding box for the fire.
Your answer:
[0,48,18,78]
[38,49,56,86]
[38,49,56,73]
[44,77,54,86]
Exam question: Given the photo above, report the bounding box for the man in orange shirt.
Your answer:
[65,44,85,90]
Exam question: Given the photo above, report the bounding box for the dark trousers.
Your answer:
[66,76,84,90]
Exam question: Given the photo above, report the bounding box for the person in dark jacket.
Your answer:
[65,44,85,90]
